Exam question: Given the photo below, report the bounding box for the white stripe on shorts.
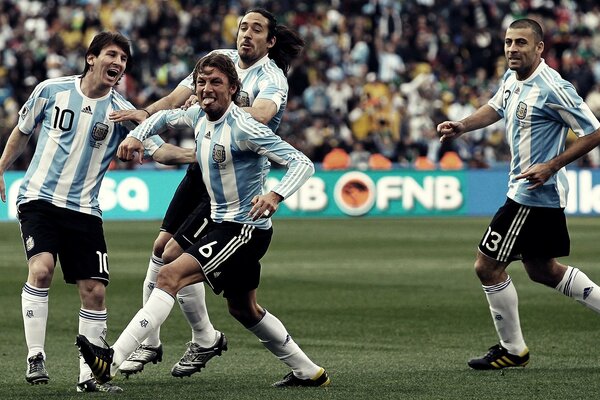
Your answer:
[497,205,530,262]
[203,224,254,274]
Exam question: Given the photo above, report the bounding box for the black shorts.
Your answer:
[172,200,211,250]
[478,198,570,262]
[161,163,209,234]
[18,200,110,285]
[185,222,272,297]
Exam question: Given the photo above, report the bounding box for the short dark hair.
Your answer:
[81,32,132,77]
[509,18,544,43]
[192,53,242,101]
[241,8,305,76]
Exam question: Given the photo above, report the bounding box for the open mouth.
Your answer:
[107,69,120,78]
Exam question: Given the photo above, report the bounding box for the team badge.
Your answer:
[516,101,527,120]
[25,235,34,251]
[212,144,226,163]
[91,122,109,141]
[236,90,250,107]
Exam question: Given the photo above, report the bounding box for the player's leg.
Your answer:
[55,209,122,393]
[76,253,206,383]
[227,291,330,387]
[521,206,600,313]
[468,199,530,370]
[121,164,204,375]
[167,200,221,366]
[18,201,59,385]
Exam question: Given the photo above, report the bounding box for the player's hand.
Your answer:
[437,121,464,142]
[117,137,145,164]
[515,163,556,190]
[183,95,198,110]
[0,175,5,202]
[249,191,283,220]
[109,109,148,124]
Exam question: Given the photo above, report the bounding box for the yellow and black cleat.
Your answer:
[75,335,115,383]
[468,344,529,370]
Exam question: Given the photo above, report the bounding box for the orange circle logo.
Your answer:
[334,172,375,216]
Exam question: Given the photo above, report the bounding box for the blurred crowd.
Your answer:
[1,0,600,171]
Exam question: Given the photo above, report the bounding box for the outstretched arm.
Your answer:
[437,105,501,142]
[110,85,194,124]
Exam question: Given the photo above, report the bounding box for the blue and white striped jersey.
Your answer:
[488,59,600,208]
[178,49,288,133]
[129,103,314,229]
[16,75,164,217]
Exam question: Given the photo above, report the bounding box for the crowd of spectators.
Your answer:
[1,0,600,171]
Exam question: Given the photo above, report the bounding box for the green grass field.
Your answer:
[1,217,600,399]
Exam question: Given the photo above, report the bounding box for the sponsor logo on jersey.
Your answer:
[212,144,226,163]
[204,130,211,139]
[516,101,527,120]
[82,105,93,115]
[91,122,109,141]
[140,319,149,328]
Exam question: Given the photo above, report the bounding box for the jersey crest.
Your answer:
[91,122,109,141]
[212,143,226,164]
[516,101,527,120]
[236,90,250,107]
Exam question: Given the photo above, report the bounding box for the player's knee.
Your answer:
[155,266,180,295]
[473,258,497,282]
[79,280,106,309]
[227,302,263,328]
[153,235,170,258]
[162,242,183,264]
[27,257,54,286]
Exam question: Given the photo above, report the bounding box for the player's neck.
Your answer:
[80,76,111,99]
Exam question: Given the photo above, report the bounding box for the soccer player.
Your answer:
[110,8,305,378]
[437,18,600,369]
[0,32,195,392]
[77,52,330,388]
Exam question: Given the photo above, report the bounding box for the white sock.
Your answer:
[78,308,107,383]
[248,310,321,379]
[556,266,600,313]
[177,283,217,347]
[482,276,527,355]
[111,289,174,375]
[142,255,164,347]
[21,283,49,359]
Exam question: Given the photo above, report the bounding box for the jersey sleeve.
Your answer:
[128,106,201,141]
[546,81,600,137]
[17,83,49,135]
[255,68,288,110]
[234,109,314,199]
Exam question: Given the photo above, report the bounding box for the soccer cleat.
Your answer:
[76,378,123,393]
[273,368,331,387]
[25,352,49,384]
[75,335,114,384]
[468,344,530,370]
[171,332,228,378]
[118,343,163,377]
